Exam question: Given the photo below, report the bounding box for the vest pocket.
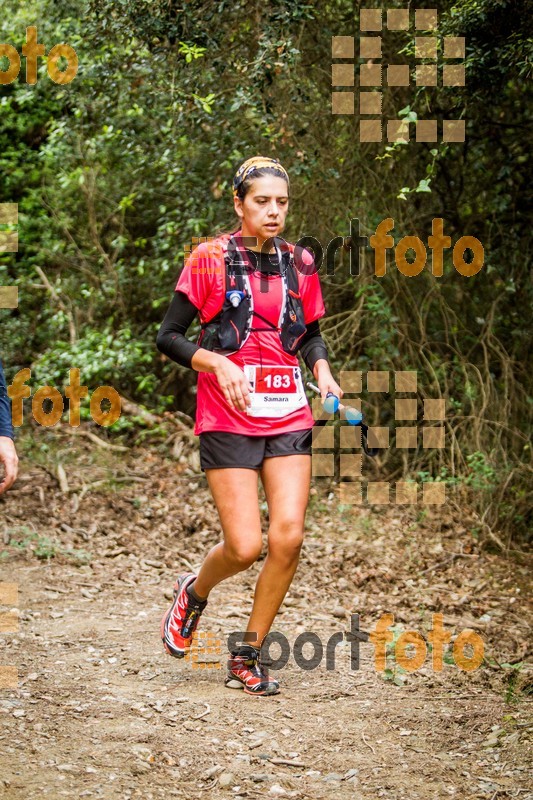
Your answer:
[218,294,251,351]
[280,293,307,354]
[198,322,221,351]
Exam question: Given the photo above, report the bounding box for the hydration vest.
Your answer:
[197,234,307,356]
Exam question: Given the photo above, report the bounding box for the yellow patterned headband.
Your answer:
[232,156,289,198]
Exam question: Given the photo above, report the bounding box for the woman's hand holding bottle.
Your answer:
[313,359,343,406]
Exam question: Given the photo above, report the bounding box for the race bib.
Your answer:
[243,365,308,418]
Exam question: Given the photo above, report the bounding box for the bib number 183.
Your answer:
[256,368,296,393]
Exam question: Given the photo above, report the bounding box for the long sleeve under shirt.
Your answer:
[0,359,14,439]
[157,248,329,373]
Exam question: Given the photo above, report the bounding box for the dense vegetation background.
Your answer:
[0,0,531,541]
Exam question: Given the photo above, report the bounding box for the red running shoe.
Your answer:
[225,645,280,696]
[161,573,207,658]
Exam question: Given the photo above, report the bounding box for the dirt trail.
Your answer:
[0,429,531,799]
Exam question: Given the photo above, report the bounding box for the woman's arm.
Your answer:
[156,290,231,374]
[298,320,343,403]
[156,291,203,369]
[156,291,251,410]
[298,319,328,374]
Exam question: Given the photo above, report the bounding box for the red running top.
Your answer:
[176,231,326,436]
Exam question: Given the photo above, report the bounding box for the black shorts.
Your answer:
[199,429,313,471]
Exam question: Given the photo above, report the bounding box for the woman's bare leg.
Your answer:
[192,468,263,598]
[243,454,311,648]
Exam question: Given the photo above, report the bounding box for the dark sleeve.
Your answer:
[0,359,14,439]
[156,291,202,370]
[299,319,329,374]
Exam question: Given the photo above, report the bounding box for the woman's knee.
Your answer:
[224,540,263,570]
[268,520,304,560]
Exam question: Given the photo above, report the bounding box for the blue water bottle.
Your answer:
[226,290,246,307]
[323,392,340,414]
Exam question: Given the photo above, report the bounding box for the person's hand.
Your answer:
[214,359,252,412]
[0,437,18,496]
[314,361,344,405]
[318,377,343,405]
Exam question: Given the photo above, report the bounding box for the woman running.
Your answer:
[156,156,343,696]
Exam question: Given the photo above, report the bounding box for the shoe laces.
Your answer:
[180,596,206,635]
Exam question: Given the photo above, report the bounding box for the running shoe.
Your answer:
[225,645,280,696]
[161,573,207,658]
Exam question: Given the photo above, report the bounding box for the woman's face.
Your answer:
[234,174,289,250]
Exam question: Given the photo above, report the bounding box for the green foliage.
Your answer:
[32,327,160,406]
[381,624,409,686]
[0,0,530,540]
[501,663,530,705]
